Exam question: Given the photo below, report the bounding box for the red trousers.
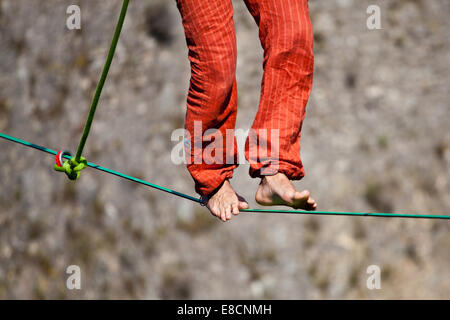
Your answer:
[176,0,314,196]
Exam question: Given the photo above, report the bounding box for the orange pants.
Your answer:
[176,0,314,196]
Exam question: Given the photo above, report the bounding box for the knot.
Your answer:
[54,150,87,181]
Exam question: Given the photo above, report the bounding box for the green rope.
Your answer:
[1,132,450,220]
[56,0,129,180]
[75,0,129,161]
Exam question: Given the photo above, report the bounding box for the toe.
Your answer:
[225,205,232,220]
[232,203,240,216]
[280,190,296,204]
[238,201,249,210]
[210,206,220,219]
[237,195,249,209]
[215,206,224,221]
[295,190,310,200]
[306,198,317,211]
[220,208,227,222]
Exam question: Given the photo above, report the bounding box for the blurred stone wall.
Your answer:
[0,0,449,299]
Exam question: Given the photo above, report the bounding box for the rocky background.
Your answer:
[0,0,449,299]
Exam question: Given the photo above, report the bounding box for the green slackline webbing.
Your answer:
[1,133,199,203]
[1,132,450,220]
[57,0,129,180]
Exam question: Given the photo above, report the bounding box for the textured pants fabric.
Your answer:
[176,0,314,196]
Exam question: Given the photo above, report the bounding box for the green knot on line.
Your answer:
[54,155,87,181]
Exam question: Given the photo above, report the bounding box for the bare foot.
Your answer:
[205,180,249,222]
[255,173,317,210]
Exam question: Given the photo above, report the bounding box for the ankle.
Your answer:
[260,176,269,185]
[261,172,283,183]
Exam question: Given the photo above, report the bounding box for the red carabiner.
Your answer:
[55,150,72,167]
